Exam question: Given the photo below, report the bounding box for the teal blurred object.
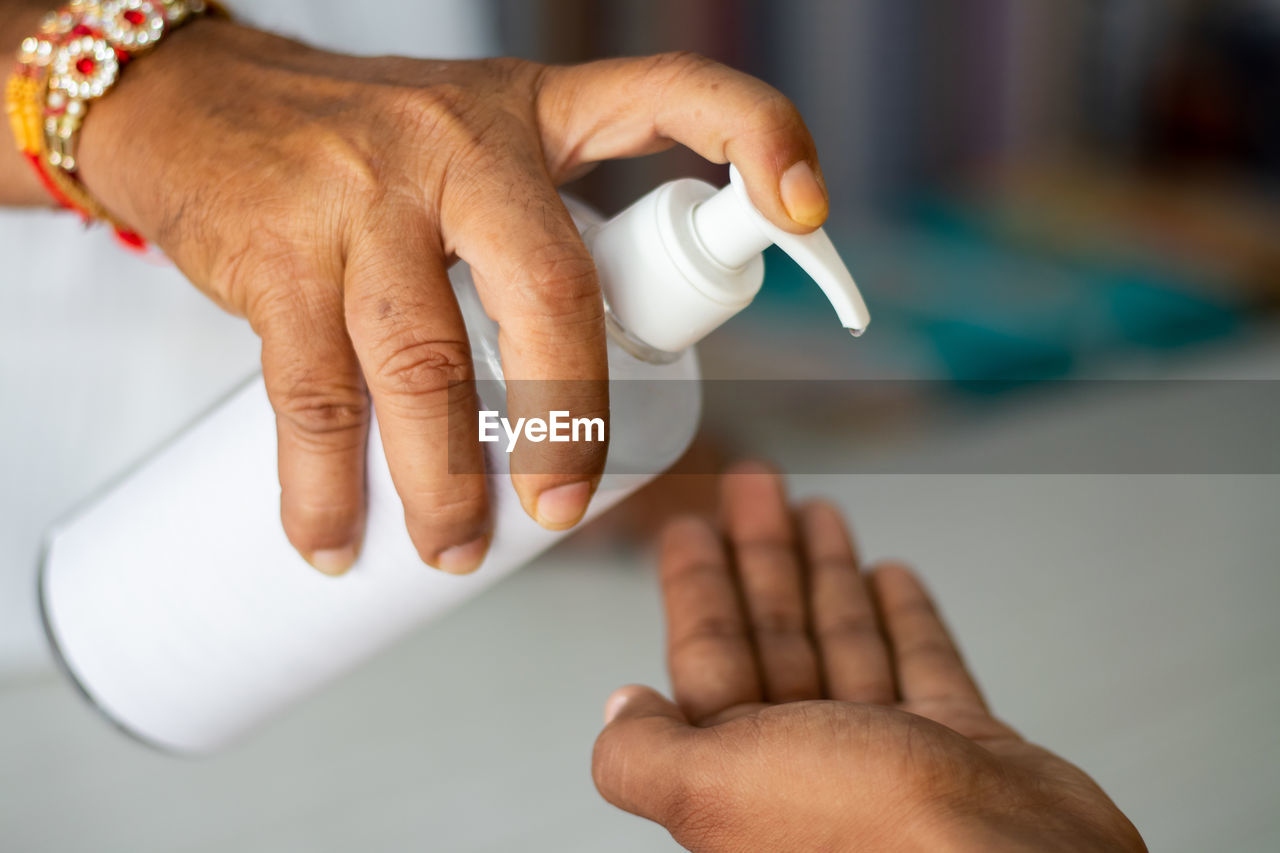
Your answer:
[922,320,1074,387]
[1103,274,1240,350]
[754,196,1243,385]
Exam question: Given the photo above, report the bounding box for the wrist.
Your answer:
[76,15,303,244]
[6,1,223,235]
[73,12,229,232]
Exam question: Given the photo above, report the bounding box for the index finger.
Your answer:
[444,152,609,531]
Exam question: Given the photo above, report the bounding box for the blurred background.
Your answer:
[500,0,1280,384]
[3,1,1278,852]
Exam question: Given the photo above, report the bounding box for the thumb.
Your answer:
[592,685,697,824]
[538,53,828,232]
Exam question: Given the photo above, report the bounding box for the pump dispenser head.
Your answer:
[586,164,870,355]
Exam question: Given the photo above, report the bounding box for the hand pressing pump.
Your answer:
[40,165,870,753]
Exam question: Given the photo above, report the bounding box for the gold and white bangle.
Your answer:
[5,1,220,247]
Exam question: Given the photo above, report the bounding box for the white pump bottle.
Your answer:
[39,166,869,754]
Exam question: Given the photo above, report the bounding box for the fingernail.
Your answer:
[780,160,828,228]
[307,545,359,577]
[603,689,632,724]
[535,481,592,529]
[435,535,490,575]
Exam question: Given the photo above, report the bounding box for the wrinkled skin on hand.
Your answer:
[76,18,830,575]
[592,464,1148,853]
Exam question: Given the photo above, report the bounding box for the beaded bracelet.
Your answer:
[4,1,220,249]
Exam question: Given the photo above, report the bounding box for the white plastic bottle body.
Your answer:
[39,201,701,754]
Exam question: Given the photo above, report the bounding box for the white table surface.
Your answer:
[2,211,1279,851]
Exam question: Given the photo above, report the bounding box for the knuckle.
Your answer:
[894,716,981,798]
[664,514,713,539]
[733,539,794,561]
[386,84,477,147]
[646,49,716,82]
[406,489,488,553]
[247,286,293,335]
[503,242,604,347]
[842,678,896,704]
[684,613,744,641]
[285,496,362,528]
[215,241,280,324]
[748,89,805,138]
[236,257,342,339]
[282,498,362,549]
[509,448,600,482]
[888,598,937,623]
[304,131,382,201]
[811,555,856,575]
[669,614,744,656]
[749,608,805,636]
[664,556,724,585]
[278,389,369,442]
[417,486,486,522]
[818,613,881,643]
[372,336,473,397]
[899,637,956,664]
[514,239,599,304]
[485,55,539,87]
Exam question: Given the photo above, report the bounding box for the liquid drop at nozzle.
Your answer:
[695,165,871,336]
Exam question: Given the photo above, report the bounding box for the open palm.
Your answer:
[592,464,1146,852]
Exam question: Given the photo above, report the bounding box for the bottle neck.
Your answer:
[691,185,772,270]
[604,299,684,365]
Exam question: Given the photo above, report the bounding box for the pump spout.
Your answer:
[775,222,871,335]
[697,166,870,335]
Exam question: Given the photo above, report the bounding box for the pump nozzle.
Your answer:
[692,166,870,335]
[586,164,871,354]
